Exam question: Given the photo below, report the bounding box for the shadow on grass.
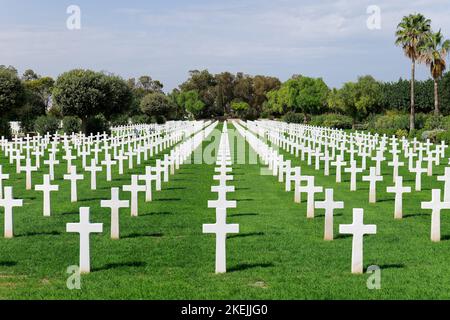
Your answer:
[367,264,405,270]
[228,262,274,273]
[80,197,104,202]
[228,213,258,217]
[92,261,146,272]
[141,211,173,216]
[404,213,428,219]
[228,232,265,239]
[0,261,17,267]
[62,211,80,215]
[122,232,164,239]
[17,231,61,237]
[335,234,353,240]
[316,213,343,218]
[154,198,181,202]
[234,198,254,202]
[235,187,250,191]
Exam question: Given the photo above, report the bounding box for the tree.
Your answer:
[252,75,281,112]
[102,75,133,119]
[176,90,205,119]
[0,68,25,117]
[180,70,216,117]
[22,69,39,81]
[336,76,382,129]
[295,77,329,120]
[24,76,54,110]
[214,72,235,115]
[231,101,249,118]
[140,92,175,123]
[395,13,431,131]
[53,69,132,132]
[419,30,450,115]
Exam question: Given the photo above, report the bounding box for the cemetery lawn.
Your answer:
[1,122,450,300]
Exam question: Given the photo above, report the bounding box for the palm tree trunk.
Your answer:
[410,59,416,131]
[434,79,440,115]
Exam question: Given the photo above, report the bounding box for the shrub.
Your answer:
[110,114,129,127]
[415,113,430,130]
[374,114,409,130]
[283,112,304,124]
[424,115,443,130]
[130,114,151,124]
[436,130,450,144]
[34,116,60,135]
[85,114,110,135]
[422,130,445,143]
[242,107,259,121]
[322,114,353,129]
[62,116,82,134]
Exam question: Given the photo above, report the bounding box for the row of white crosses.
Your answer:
[203,122,239,274]
[0,120,212,244]
[0,121,200,195]
[65,121,219,274]
[255,120,450,220]
[235,120,376,274]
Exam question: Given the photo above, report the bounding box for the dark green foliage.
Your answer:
[283,112,304,124]
[140,92,175,121]
[110,114,130,127]
[62,116,82,134]
[130,114,152,124]
[53,70,132,132]
[85,114,110,135]
[311,114,353,129]
[0,118,11,139]
[34,116,60,135]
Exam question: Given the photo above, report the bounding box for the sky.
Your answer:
[0,0,449,91]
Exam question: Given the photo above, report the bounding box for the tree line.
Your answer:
[0,13,448,137]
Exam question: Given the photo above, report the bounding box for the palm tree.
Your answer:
[395,13,431,131]
[419,30,450,115]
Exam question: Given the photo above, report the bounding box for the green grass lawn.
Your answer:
[0,122,449,299]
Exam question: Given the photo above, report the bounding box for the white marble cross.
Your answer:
[299,176,323,218]
[63,149,76,174]
[0,165,10,199]
[123,175,146,217]
[44,154,59,181]
[203,208,239,274]
[388,155,404,183]
[362,167,383,203]
[139,166,157,202]
[0,187,23,238]
[315,189,344,240]
[101,153,116,182]
[20,158,37,190]
[410,160,427,191]
[339,208,376,274]
[344,161,363,191]
[85,159,102,190]
[100,188,129,239]
[208,185,237,210]
[35,174,59,217]
[66,207,103,273]
[115,150,127,175]
[437,167,450,202]
[422,189,450,242]
[64,165,84,202]
[372,150,386,176]
[386,176,411,219]
[331,155,347,183]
